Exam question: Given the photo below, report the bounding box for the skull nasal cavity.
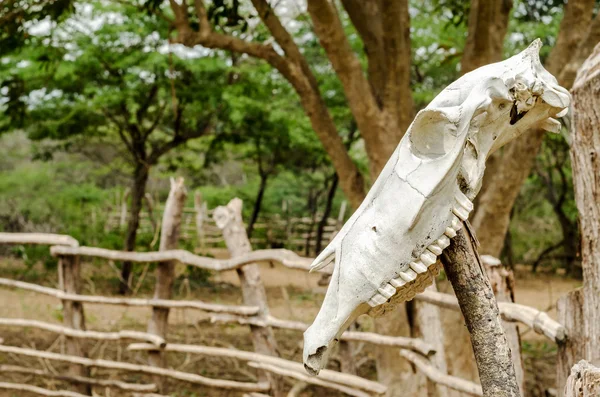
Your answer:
[372,226,377,232]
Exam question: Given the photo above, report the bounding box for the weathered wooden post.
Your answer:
[441,226,520,397]
[570,42,600,367]
[194,190,205,249]
[58,254,91,395]
[301,41,569,397]
[557,289,586,395]
[147,177,187,392]
[213,198,284,396]
[563,360,600,397]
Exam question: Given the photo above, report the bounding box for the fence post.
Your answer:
[481,255,525,396]
[194,191,205,249]
[213,198,284,397]
[58,254,91,395]
[557,289,586,396]
[119,188,130,229]
[147,177,187,393]
[415,283,450,397]
[563,360,600,397]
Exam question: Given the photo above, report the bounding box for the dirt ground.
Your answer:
[0,252,580,397]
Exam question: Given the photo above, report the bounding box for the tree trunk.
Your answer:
[557,289,586,396]
[247,172,268,238]
[58,255,91,395]
[571,43,600,366]
[120,163,150,294]
[471,0,597,257]
[213,198,285,396]
[461,0,513,74]
[316,173,338,254]
[440,225,520,397]
[147,177,187,393]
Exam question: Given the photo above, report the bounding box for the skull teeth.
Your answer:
[437,235,450,249]
[455,191,474,212]
[378,284,396,299]
[452,206,470,221]
[444,227,457,238]
[410,261,428,274]
[451,216,463,231]
[399,269,417,282]
[420,251,437,266]
[390,277,406,288]
[427,244,443,256]
[367,193,475,308]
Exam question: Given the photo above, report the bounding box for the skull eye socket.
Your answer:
[409,109,457,159]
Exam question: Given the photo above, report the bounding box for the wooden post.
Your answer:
[415,283,450,397]
[147,177,187,393]
[58,255,91,395]
[557,289,586,396]
[213,198,284,396]
[440,224,520,397]
[571,43,600,366]
[481,255,525,396]
[563,360,600,397]
[194,191,205,248]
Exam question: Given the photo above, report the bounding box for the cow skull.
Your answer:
[303,40,570,375]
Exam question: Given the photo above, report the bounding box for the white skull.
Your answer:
[303,40,570,375]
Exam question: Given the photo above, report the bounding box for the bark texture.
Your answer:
[147,177,187,392]
[58,255,91,395]
[461,0,513,74]
[571,43,600,366]
[440,226,520,397]
[121,163,150,294]
[481,256,524,396]
[472,0,598,257]
[213,198,284,396]
[557,289,586,397]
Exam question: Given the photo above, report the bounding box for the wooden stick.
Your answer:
[0,382,89,397]
[210,313,436,356]
[0,345,270,392]
[0,365,158,392]
[148,176,187,392]
[414,289,566,343]
[213,198,284,396]
[58,255,90,395]
[0,232,79,247]
[440,225,520,397]
[50,245,318,273]
[0,277,258,315]
[399,350,483,396]
[557,289,585,396]
[126,342,386,394]
[0,318,165,346]
[247,362,371,397]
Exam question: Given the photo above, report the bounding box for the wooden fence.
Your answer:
[104,189,348,255]
[0,187,575,397]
